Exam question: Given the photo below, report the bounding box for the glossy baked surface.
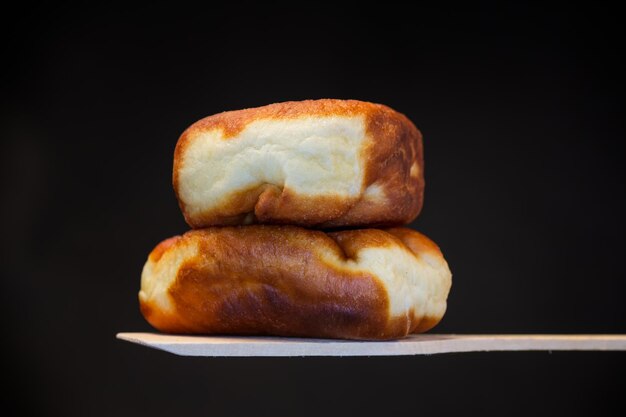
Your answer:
[139,226,451,340]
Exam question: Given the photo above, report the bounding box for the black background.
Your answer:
[2,3,625,416]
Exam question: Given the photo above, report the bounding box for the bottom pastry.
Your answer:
[139,225,452,340]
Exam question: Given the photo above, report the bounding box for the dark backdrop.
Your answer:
[2,3,624,416]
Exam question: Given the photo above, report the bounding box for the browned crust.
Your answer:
[140,226,446,340]
[173,99,424,228]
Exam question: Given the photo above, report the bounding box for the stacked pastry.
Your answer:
[139,99,452,340]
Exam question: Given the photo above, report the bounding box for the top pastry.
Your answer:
[173,99,424,228]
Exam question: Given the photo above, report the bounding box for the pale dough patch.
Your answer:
[178,116,368,218]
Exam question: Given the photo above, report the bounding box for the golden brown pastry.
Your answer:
[173,99,424,228]
[139,226,451,340]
